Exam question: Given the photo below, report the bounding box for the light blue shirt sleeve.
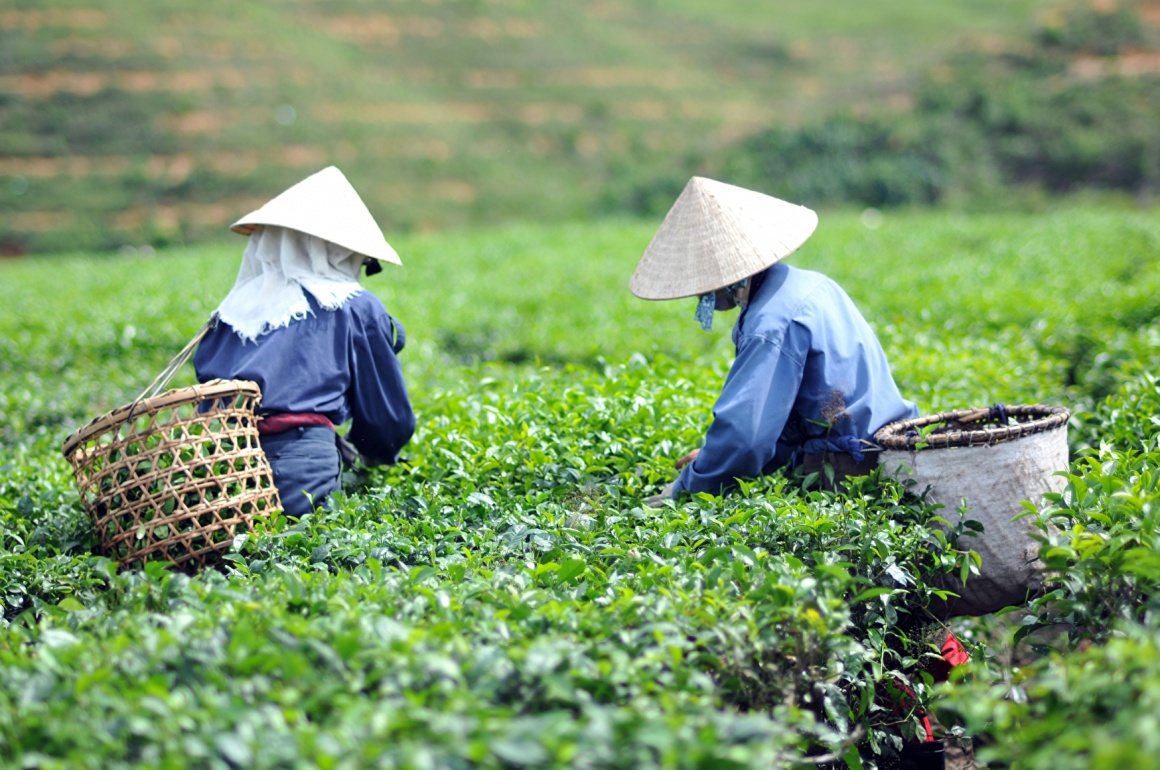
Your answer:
[672,331,807,497]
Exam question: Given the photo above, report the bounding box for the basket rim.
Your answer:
[62,378,262,459]
[873,404,1070,450]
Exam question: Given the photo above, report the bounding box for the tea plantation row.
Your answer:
[1,205,1159,768]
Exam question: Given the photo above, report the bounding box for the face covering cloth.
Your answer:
[215,225,366,343]
[693,279,748,332]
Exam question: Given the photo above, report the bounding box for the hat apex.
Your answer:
[629,176,817,300]
[231,166,402,265]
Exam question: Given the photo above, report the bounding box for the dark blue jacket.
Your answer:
[194,290,415,465]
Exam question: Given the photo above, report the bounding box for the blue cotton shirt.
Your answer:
[193,290,415,465]
[673,262,918,497]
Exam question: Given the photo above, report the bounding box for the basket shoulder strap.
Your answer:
[133,313,219,403]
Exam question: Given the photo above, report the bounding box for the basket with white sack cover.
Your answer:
[874,404,1070,617]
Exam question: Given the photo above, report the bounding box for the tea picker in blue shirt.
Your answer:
[630,177,918,505]
[194,167,416,519]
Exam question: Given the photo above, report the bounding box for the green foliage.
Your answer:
[707,2,1160,209]
[720,116,943,209]
[2,207,1160,766]
[1024,366,1160,645]
[915,46,1160,197]
[937,623,1160,770]
[1038,3,1151,55]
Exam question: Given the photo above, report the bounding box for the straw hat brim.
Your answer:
[629,176,818,300]
[231,166,402,265]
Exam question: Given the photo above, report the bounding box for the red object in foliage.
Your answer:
[927,632,970,684]
[942,632,970,665]
[882,631,971,744]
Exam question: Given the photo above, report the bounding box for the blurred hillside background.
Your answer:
[1,0,1158,254]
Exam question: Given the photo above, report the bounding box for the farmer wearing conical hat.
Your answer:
[194,166,415,519]
[632,177,917,505]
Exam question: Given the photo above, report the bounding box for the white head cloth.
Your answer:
[216,225,365,343]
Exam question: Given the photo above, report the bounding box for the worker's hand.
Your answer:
[674,448,700,470]
[645,481,676,508]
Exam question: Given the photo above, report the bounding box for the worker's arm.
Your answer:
[671,333,805,498]
[346,311,416,466]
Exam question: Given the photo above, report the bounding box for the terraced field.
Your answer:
[0,0,1078,253]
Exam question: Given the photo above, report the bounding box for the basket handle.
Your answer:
[132,313,219,404]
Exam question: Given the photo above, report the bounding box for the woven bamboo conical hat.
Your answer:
[231,166,401,265]
[629,177,817,300]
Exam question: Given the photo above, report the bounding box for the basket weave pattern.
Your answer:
[62,379,281,571]
[874,404,1070,451]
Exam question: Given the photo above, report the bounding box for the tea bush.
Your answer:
[2,206,1159,767]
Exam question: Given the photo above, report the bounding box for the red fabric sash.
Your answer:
[258,412,335,435]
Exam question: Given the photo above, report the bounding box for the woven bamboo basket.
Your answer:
[62,321,281,571]
[874,404,1071,617]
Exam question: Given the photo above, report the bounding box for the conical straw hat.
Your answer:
[629,177,818,300]
[231,166,402,265]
